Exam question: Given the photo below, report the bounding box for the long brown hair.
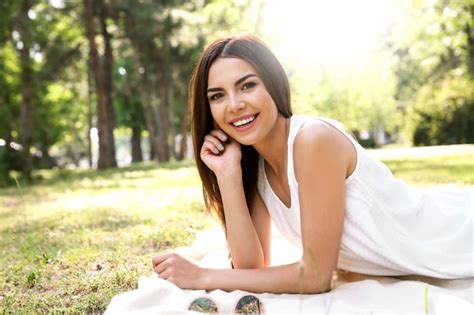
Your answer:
[189,35,292,230]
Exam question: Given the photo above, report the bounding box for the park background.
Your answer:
[0,0,473,312]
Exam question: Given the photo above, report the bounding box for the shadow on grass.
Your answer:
[0,207,148,236]
[41,159,196,185]
[0,159,196,196]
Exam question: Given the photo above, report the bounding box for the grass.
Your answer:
[382,154,474,186]
[0,160,215,313]
[0,147,473,313]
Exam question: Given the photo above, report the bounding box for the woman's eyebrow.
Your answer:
[207,73,257,93]
[235,73,257,86]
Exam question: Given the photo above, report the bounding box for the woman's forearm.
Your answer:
[202,261,330,294]
[217,171,266,269]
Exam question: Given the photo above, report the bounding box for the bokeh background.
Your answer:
[0,1,473,312]
[0,0,472,184]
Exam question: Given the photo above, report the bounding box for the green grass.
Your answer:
[0,150,473,313]
[381,153,474,186]
[0,160,214,313]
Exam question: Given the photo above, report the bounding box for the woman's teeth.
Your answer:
[232,115,256,127]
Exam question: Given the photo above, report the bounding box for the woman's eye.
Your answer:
[242,82,256,90]
[209,93,223,101]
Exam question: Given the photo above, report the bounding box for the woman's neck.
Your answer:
[253,115,290,177]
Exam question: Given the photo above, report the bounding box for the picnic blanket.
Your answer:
[105,226,474,314]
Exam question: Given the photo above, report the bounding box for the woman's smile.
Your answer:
[230,113,259,132]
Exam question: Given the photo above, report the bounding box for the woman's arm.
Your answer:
[249,190,272,267]
[202,262,308,293]
[293,121,352,290]
[202,121,351,293]
[153,122,352,293]
[197,129,272,269]
[217,171,270,269]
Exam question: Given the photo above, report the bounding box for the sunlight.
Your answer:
[49,0,65,9]
[262,0,400,68]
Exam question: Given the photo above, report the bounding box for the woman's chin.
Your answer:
[232,135,258,146]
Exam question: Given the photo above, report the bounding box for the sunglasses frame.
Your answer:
[187,294,265,314]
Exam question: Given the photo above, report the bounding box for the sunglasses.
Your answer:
[187,294,264,314]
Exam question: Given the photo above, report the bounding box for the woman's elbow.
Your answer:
[295,260,336,294]
[302,278,332,294]
[231,258,267,269]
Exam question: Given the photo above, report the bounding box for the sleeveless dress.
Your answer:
[257,115,473,279]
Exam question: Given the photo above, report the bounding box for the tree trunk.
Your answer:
[466,5,474,79]
[40,144,56,168]
[98,0,117,167]
[177,93,190,161]
[87,56,94,168]
[154,85,170,162]
[122,92,143,163]
[123,11,164,162]
[17,0,33,179]
[83,0,114,169]
[152,64,170,162]
[131,126,143,162]
[168,73,176,159]
[130,46,161,162]
[19,54,33,178]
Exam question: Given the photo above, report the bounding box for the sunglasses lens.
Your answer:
[187,297,219,313]
[234,295,263,314]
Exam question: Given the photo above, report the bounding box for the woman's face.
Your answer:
[206,57,279,146]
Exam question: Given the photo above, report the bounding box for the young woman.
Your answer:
[152,35,473,294]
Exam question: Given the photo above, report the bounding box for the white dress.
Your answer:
[257,115,473,279]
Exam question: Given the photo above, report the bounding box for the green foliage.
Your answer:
[287,0,473,146]
[0,0,471,177]
[0,42,20,138]
[291,51,401,139]
[389,0,473,144]
[0,0,84,181]
[408,76,474,145]
[113,55,146,130]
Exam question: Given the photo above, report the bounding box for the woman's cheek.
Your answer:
[210,106,225,125]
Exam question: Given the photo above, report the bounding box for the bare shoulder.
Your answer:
[293,121,355,179]
[294,120,351,156]
[294,121,335,145]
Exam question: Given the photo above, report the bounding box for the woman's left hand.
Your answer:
[152,253,206,290]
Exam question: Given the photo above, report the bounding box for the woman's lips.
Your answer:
[230,114,258,132]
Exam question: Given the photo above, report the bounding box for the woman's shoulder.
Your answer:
[291,115,353,145]
[293,119,344,153]
[292,114,344,129]
[292,115,356,177]
[291,114,343,142]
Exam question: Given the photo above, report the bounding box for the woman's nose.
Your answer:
[228,95,245,112]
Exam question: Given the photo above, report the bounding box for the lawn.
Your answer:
[0,147,473,313]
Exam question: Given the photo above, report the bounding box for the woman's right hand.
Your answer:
[200,129,242,178]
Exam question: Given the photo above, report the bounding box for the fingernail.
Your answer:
[217,143,224,151]
[220,133,228,141]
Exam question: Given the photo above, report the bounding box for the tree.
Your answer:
[113,54,146,163]
[5,0,82,179]
[14,0,35,178]
[111,0,263,162]
[83,0,117,168]
[388,0,473,145]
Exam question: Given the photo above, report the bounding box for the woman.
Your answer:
[152,35,473,294]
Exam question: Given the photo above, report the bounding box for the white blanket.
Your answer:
[106,226,474,314]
